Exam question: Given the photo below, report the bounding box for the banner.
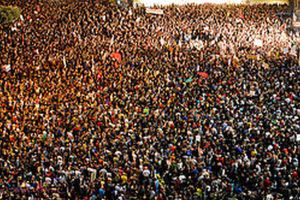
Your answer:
[146,8,164,15]
[139,0,243,7]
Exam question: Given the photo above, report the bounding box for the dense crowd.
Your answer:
[0,0,299,199]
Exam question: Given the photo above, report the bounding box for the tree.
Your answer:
[0,6,21,25]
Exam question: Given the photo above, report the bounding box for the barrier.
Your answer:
[135,0,289,7]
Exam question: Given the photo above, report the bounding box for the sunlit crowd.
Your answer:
[0,0,299,199]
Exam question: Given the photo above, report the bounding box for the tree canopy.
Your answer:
[0,6,21,25]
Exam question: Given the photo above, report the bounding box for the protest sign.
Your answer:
[191,39,204,50]
[88,168,97,182]
[254,39,263,47]
[290,45,297,57]
[246,55,257,60]
[2,64,11,72]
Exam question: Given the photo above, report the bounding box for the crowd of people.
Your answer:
[0,0,299,199]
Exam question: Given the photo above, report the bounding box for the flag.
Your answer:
[185,77,193,83]
[197,72,209,79]
[111,52,122,62]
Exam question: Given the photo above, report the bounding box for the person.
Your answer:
[0,0,299,199]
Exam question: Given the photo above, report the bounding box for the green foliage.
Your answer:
[0,6,21,25]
